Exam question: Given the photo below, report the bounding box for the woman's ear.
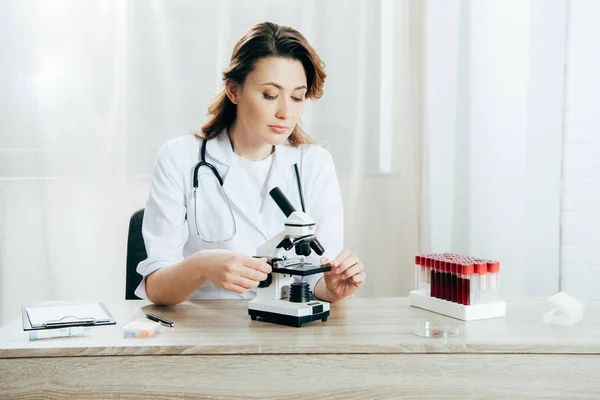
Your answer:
[225,81,239,104]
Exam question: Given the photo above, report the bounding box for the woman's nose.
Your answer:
[275,99,290,119]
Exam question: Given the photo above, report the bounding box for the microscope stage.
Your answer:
[270,258,331,276]
[272,264,331,276]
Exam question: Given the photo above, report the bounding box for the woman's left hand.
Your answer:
[320,249,366,300]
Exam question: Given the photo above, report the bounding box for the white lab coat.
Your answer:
[135,130,344,300]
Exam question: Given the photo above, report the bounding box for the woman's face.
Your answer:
[232,57,307,145]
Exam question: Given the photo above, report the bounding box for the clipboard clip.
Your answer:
[44,316,96,327]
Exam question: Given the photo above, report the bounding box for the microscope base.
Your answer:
[248,297,330,328]
[249,309,329,327]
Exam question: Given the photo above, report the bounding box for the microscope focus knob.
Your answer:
[258,273,272,288]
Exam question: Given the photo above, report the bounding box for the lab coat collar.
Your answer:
[205,129,233,167]
[205,128,299,168]
[207,129,301,240]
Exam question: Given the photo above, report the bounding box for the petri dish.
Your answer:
[413,321,460,338]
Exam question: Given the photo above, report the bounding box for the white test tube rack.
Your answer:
[409,290,506,321]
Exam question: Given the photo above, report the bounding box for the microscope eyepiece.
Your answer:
[269,187,296,217]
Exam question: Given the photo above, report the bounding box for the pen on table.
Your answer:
[29,327,91,341]
[145,313,174,327]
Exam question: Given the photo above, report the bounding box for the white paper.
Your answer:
[26,303,111,327]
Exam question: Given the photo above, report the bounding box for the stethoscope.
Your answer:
[192,139,305,242]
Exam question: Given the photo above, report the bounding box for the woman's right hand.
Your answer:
[194,249,272,294]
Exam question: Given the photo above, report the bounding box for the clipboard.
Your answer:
[21,302,117,331]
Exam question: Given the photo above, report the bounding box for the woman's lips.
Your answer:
[268,125,288,134]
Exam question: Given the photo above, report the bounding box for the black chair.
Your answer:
[126,208,147,300]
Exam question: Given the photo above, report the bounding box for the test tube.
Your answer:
[421,256,429,294]
[415,255,421,292]
[487,261,500,303]
[428,258,440,298]
[423,256,431,296]
[480,262,489,303]
[418,255,428,294]
[448,260,454,302]
[459,261,466,305]
[462,262,473,305]
[471,262,486,305]
[451,261,458,303]
[441,259,448,301]
[451,256,460,304]
[430,258,442,299]
[455,262,462,304]
[447,260,454,302]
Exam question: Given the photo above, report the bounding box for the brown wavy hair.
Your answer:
[197,22,326,146]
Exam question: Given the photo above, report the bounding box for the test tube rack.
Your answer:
[409,253,506,321]
[409,290,506,321]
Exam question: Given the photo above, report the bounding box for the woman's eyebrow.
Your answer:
[261,82,307,91]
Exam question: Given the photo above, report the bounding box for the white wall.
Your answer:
[561,0,600,302]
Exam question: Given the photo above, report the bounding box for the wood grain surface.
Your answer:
[1,354,598,399]
[1,297,599,358]
[1,297,599,399]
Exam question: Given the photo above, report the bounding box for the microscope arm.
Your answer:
[256,231,289,258]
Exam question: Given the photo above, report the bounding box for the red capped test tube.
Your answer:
[471,261,486,304]
[415,255,421,292]
[461,262,473,305]
[431,257,438,298]
[487,261,500,303]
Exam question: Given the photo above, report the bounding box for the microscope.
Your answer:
[248,187,331,327]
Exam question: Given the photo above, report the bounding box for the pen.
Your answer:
[145,313,174,327]
[29,327,91,341]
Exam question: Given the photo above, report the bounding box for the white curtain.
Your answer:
[0,0,423,324]
[421,0,567,297]
[4,0,577,326]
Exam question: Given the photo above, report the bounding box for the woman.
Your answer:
[136,22,365,305]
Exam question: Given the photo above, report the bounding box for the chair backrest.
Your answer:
[126,208,147,300]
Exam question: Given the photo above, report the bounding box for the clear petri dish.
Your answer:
[413,321,460,338]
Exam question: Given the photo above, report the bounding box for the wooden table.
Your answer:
[1,297,598,399]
